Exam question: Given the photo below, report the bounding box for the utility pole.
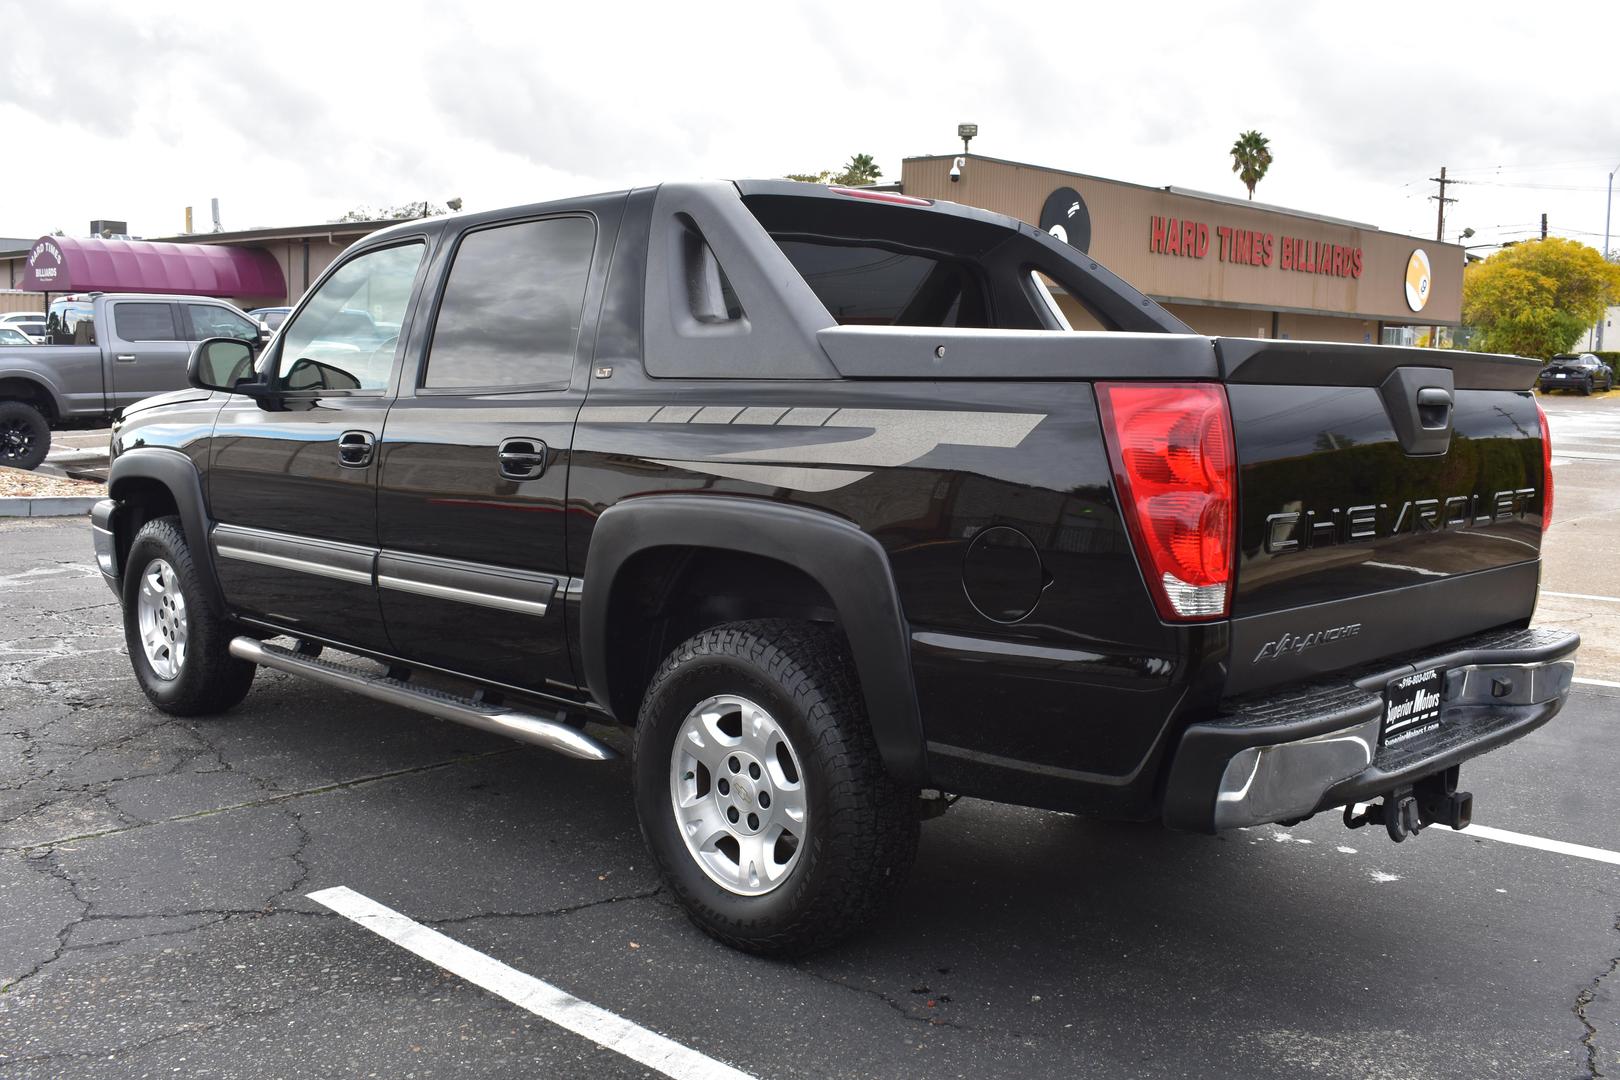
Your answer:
[1541,213,1548,240]
[1602,160,1618,350]
[1428,166,1456,348]
[1430,166,1456,242]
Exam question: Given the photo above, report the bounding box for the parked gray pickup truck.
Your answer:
[0,292,262,469]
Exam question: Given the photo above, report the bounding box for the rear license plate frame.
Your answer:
[1383,667,1445,747]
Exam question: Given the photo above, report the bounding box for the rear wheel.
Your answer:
[0,401,50,471]
[1581,376,1594,396]
[122,516,256,715]
[632,620,919,956]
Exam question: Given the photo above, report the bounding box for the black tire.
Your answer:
[0,400,50,471]
[632,620,919,956]
[122,516,256,716]
[1581,376,1593,396]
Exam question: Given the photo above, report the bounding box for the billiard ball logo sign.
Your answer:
[1039,187,1091,253]
[1405,248,1432,313]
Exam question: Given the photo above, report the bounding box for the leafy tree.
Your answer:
[1229,131,1273,200]
[334,201,452,222]
[1462,237,1620,358]
[786,153,883,187]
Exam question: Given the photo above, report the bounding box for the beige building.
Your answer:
[900,155,1462,343]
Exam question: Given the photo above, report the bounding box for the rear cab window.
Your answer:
[773,240,987,327]
[45,300,97,345]
[739,186,1161,334]
[112,302,180,341]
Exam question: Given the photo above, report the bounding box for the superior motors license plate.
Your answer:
[1383,668,1444,746]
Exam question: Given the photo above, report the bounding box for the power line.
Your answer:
[1450,179,1610,192]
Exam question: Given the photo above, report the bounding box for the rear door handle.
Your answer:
[338,429,375,468]
[498,438,548,480]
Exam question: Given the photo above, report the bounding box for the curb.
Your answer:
[0,496,101,518]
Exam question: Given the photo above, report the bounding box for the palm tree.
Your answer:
[836,153,883,186]
[1229,131,1273,201]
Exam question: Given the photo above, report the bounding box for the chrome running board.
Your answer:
[228,636,616,762]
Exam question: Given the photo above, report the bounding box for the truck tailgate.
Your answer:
[1217,338,1547,694]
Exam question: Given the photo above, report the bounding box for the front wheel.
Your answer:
[122,516,256,715]
[632,620,919,956]
[0,401,50,471]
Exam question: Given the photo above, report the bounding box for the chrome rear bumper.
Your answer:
[1163,627,1580,832]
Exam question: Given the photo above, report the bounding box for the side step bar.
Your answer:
[228,637,616,762]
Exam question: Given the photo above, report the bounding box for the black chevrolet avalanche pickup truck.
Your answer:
[92,181,1577,955]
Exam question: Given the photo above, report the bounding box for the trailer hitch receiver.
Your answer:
[1343,768,1472,842]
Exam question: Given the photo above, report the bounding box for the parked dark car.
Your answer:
[91,181,1576,955]
[1538,352,1613,394]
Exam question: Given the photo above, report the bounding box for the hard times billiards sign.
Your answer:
[1148,215,1364,279]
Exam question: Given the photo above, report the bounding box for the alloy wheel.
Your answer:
[135,558,189,680]
[669,694,809,896]
[0,418,36,463]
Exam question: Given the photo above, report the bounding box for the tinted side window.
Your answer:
[113,303,179,341]
[278,242,424,392]
[423,216,595,390]
[774,239,987,327]
[187,304,258,341]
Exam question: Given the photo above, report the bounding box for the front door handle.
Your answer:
[498,438,548,480]
[338,429,375,468]
[115,353,136,362]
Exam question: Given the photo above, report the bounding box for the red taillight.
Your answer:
[1536,398,1554,532]
[1097,383,1236,621]
[828,187,933,206]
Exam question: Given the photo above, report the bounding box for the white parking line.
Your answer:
[1550,450,1620,461]
[308,886,756,1080]
[1543,590,1620,604]
[1439,824,1620,867]
[1574,676,1620,689]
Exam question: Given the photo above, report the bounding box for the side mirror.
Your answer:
[188,336,278,405]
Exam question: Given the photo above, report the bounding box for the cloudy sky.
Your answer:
[3,0,1617,254]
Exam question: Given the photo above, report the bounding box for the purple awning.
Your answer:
[22,235,286,299]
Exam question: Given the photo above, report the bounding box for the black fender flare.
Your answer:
[0,371,68,420]
[581,495,926,784]
[106,447,223,609]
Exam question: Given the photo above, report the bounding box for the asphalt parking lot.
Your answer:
[1,392,1617,1079]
